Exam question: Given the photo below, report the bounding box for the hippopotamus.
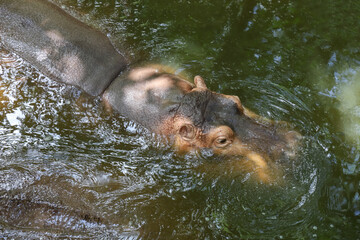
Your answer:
[0,0,301,182]
[0,196,104,232]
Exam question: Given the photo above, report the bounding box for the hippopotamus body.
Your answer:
[0,0,301,182]
[0,0,127,96]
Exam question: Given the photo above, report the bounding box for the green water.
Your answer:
[0,0,359,239]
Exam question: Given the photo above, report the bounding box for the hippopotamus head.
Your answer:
[170,76,299,151]
[103,65,302,179]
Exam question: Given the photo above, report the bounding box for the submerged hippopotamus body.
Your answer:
[0,0,301,182]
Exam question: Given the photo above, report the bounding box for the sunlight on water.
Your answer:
[317,62,360,147]
[338,78,360,147]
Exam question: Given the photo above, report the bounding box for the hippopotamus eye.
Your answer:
[214,136,232,148]
[209,126,234,149]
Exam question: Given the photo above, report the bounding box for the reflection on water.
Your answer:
[1,0,360,238]
[317,60,360,148]
[337,76,360,147]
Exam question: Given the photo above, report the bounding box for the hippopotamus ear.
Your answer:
[179,124,196,141]
[194,76,208,89]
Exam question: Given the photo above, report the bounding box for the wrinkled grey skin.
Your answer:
[0,0,127,96]
[103,68,193,132]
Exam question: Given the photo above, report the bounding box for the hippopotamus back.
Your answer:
[0,0,127,96]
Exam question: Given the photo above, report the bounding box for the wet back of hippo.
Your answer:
[0,0,127,96]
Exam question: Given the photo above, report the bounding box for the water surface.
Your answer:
[1,0,359,239]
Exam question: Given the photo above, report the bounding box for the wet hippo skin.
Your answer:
[0,0,127,96]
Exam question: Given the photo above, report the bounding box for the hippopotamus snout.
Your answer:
[228,110,303,161]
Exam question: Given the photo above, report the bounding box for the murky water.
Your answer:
[1,0,359,239]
